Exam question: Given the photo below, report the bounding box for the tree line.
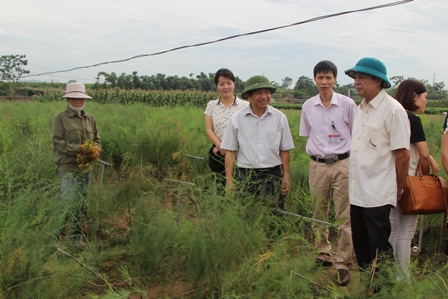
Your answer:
[95,71,354,98]
[95,71,446,100]
[282,75,447,100]
[0,54,447,100]
[94,71,246,92]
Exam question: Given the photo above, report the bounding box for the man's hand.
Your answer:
[395,148,410,194]
[281,175,291,196]
[397,188,404,202]
[225,151,236,197]
[279,151,291,196]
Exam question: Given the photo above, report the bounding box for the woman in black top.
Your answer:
[390,79,439,281]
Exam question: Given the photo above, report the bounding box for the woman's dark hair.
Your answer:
[394,79,427,111]
[214,68,235,85]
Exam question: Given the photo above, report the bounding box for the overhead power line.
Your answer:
[24,0,413,78]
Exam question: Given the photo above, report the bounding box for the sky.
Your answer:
[1,0,447,87]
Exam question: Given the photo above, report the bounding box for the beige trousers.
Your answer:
[309,158,353,270]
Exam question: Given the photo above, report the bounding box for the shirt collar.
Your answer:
[313,91,338,107]
[217,96,237,105]
[360,89,387,110]
[244,105,273,118]
[66,107,86,118]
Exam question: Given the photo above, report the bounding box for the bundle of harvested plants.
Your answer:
[77,140,101,171]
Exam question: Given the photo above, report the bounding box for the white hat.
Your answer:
[61,82,92,99]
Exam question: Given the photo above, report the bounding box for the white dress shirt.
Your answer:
[349,89,410,207]
[221,105,295,168]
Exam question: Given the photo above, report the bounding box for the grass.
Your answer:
[0,101,446,298]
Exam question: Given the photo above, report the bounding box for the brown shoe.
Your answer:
[337,269,350,286]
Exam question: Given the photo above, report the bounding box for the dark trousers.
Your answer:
[236,166,285,241]
[350,204,393,269]
[236,166,284,210]
[208,145,226,187]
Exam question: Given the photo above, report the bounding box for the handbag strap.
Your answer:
[415,162,421,176]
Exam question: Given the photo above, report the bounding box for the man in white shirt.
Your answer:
[300,60,356,286]
[344,57,410,273]
[221,75,294,215]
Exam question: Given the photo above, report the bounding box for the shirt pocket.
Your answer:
[266,131,281,150]
[332,121,350,140]
[368,126,379,149]
[65,127,83,144]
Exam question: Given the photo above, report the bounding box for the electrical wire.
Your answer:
[25,72,94,81]
[23,0,413,78]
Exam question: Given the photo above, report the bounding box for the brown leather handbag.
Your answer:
[402,164,448,232]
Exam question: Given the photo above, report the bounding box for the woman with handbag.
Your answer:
[441,108,448,256]
[442,111,448,179]
[204,69,248,188]
[389,79,440,281]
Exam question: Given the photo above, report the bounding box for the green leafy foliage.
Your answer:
[0,55,30,83]
[0,101,446,298]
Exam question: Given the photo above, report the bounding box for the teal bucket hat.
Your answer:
[241,75,276,99]
[345,57,391,89]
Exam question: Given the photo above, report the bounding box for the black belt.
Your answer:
[310,152,350,164]
[237,165,282,174]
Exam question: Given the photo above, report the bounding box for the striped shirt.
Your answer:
[300,92,356,158]
[349,89,410,207]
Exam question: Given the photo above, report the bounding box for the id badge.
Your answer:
[328,134,341,143]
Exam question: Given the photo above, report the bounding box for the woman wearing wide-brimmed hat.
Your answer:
[52,81,101,246]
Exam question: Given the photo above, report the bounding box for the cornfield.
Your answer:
[34,89,218,107]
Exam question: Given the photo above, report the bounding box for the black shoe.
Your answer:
[337,269,350,286]
[315,258,333,268]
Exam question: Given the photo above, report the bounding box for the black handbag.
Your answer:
[208,145,225,173]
